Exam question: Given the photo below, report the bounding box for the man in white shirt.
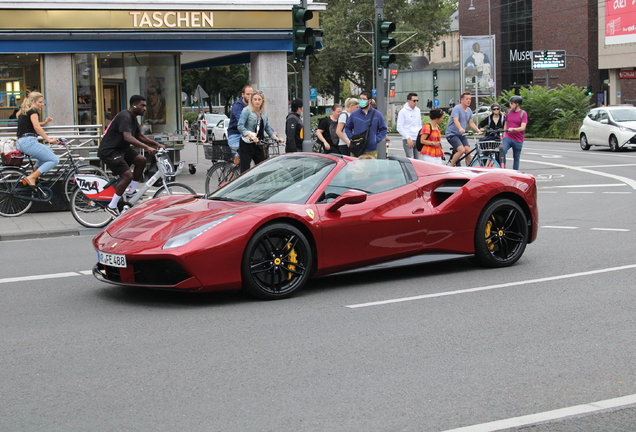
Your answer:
[396,93,422,159]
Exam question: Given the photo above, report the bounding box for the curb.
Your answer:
[0,228,101,242]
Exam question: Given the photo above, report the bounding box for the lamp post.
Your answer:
[287,62,298,101]
[356,19,376,91]
[468,0,493,110]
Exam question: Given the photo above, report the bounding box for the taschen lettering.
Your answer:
[130,11,214,28]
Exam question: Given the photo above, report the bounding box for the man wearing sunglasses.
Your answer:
[397,92,422,159]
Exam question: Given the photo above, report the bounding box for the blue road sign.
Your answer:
[310,87,317,101]
[372,89,377,97]
[433,99,440,107]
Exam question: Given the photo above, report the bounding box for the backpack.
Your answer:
[415,123,432,152]
[330,112,348,144]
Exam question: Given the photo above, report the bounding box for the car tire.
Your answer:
[474,198,528,268]
[242,223,313,300]
[580,134,590,151]
[609,135,620,152]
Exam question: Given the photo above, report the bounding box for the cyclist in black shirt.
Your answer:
[98,94,165,216]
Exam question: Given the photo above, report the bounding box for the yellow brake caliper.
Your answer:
[485,219,495,251]
[286,239,298,280]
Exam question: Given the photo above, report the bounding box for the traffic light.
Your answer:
[433,85,439,97]
[292,5,314,61]
[433,69,438,80]
[543,49,549,60]
[376,19,396,68]
[586,85,593,96]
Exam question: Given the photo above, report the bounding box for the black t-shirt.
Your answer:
[16,109,39,137]
[318,116,340,153]
[98,109,140,157]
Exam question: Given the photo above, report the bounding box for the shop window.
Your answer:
[0,54,41,124]
[75,53,97,126]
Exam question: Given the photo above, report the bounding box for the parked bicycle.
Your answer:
[70,148,195,228]
[204,137,281,195]
[444,131,507,168]
[0,138,107,217]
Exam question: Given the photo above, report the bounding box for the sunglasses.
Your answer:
[412,99,419,102]
[253,90,264,95]
[492,108,500,110]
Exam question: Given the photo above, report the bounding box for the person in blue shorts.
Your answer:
[445,92,483,166]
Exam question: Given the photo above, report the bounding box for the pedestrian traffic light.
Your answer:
[376,19,396,68]
[292,5,314,61]
[433,69,438,80]
[543,49,549,60]
[586,85,593,96]
[433,85,439,97]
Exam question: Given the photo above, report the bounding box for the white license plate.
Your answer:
[98,251,127,268]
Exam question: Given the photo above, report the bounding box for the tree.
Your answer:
[182,64,249,115]
[308,0,456,102]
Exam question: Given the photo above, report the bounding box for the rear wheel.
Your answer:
[474,198,528,267]
[470,155,501,168]
[609,135,620,152]
[205,162,239,195]
[64,165,108,202]
[0,168,32,217]
[153,182,196,197]
[69,187,112,228]
[241,223,312,300]
[580,134,590,150]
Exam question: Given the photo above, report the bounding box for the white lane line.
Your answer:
[591,228,631,232]
[345,264,636,309]
[440,393,636,432]
[522,159,636,189]
[541,226,578,229]
[603,191,632,194]
[0,271,91,285]
[78,270,93,275]
[567,191,594,194]
[542,183,626,189]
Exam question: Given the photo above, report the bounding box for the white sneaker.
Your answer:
[105,206,120,218]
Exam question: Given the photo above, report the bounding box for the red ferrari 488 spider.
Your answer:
[93,153,538,299]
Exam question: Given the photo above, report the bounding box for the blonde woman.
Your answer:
[237,90,283,173]
[16,92,59,187]
[336,97,360,155]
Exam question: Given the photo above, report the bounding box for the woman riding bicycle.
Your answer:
[16,92,59,187]
[479,103,505,131]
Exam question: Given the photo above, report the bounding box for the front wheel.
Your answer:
[153,182,196,198]
[580,134,590,151]
[0,168,33,217]
[70,187,112,228]
[205,162,240,195]
[241,223,313,300]
[474,198,529,268]
[470,155,501,168]
[609,135,620,152]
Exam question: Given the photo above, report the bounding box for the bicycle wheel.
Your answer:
[0,168,33,217]
[205,162,239,195]
[470,155,501,168]
[70,187,112,228]
[153,182,196,198]
[64,165,109,202]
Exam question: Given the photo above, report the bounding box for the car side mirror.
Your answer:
[326,190,367,213]
[600,118,609,124]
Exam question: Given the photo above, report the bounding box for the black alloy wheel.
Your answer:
[241,223,312,299]
[474,198,529,267]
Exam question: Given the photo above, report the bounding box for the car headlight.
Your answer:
[618,126,635,132]
[163,214,236,249]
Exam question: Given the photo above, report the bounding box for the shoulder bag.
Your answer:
[349,109,376,157]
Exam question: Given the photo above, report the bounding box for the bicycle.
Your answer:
[0,138,107,217]
[444,131,504,168]
[204,137,281,195]
[69,148,195,228]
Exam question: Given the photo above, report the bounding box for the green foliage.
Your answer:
[485,84,593,139]
[183,112,198,124]
[421,113,450,135]
[182,65,249,116]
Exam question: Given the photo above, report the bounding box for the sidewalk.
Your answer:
[1,143,212,241]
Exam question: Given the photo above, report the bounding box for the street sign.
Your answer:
[433,99,440,107]
[372,89,377,97]
[390,69,398,82]
[309,87,317,101]
[531,50,566,69]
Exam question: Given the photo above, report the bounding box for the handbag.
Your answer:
[349,109,376,157]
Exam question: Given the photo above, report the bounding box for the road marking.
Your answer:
[345,264,636,309]
[440,393,636,432]
[542,183,626,189]
[603,191,632,194]
[591,228,630,232]
[581,163,636,168]
[0,271,91,285]
[522,159,636,189]
[541,225,578,229]
[567,191,594,194]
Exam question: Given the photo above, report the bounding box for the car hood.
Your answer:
[105,196,256,242]
[615,120,636,131]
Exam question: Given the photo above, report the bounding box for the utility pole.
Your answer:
[374,0,386,159]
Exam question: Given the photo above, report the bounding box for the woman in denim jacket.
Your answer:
[237,90,283,173]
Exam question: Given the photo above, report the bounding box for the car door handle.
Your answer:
[412,208,425,214]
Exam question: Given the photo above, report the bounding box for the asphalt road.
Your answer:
[2,139,636,431]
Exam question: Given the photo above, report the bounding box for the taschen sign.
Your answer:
[618,70,636,79]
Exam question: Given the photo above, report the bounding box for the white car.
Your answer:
[579,106,636,151]
[212,118,230,141]
[195,112,229,141]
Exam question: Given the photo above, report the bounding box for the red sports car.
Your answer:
[93,153,538,299]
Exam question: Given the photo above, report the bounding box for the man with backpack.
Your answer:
[503,95,528,170]
[316,104,342,154]
[396,92,422,159]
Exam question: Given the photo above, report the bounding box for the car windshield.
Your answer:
[208,155,336,204]
[610,108,636,122]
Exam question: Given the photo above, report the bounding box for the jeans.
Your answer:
[17,136,59,174]
[503,137,523,170]
[228,133,240,156]
[402,139,420,159]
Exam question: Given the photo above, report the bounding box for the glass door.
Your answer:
[102,80,126,128]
